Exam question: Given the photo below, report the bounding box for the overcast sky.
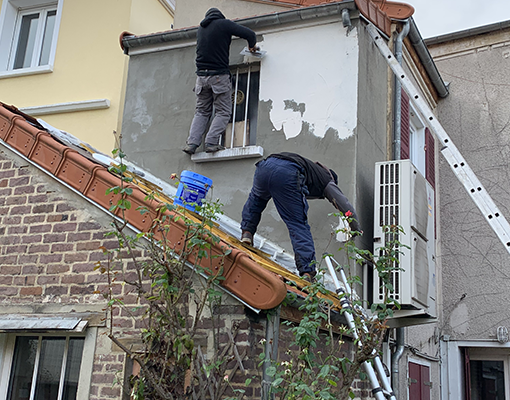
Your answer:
[409,0,510,38]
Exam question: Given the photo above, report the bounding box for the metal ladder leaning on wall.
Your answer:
[324,255,397,400]
[365,23,510,255]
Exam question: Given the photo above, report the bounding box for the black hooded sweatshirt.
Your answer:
[196,8,257,75]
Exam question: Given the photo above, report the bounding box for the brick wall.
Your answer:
[0,153,117,304]
[0,148,370,399]
[0,148,269,399]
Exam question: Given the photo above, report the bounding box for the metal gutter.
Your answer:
[408,18,449,98]
[425,19,510,46]
[122,1,357,52]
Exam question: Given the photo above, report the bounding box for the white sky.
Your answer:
[409,0,510,38]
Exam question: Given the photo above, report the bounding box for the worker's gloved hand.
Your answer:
[249,45,259,53]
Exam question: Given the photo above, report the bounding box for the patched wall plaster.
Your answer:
[259,23,359,140]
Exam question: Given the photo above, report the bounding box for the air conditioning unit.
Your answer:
[373,160,436,319]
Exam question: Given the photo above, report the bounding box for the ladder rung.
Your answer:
[366,23,510,254]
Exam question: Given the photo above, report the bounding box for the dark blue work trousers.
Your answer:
[241,157,316,275]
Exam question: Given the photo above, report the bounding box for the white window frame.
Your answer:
[468,348,510,400]
[191,63,264,163]
[0,328,96,400]
[409,106,426,178]
[0,0,63,78]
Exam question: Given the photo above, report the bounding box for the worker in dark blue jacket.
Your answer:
[183,8,257,155]
[241,153,361,281]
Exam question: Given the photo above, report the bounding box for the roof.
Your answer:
[425,19,510,46]
[0,102,344,312]
[119,0,448,98]
[121,0,415,52]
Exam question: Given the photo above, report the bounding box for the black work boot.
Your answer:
[183,143,198,155]
[241,230,253,246]
[205,143,225,153]
[302,271,317,283]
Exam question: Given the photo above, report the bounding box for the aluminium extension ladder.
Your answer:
[324,255,396,400]
[366,23,510,255]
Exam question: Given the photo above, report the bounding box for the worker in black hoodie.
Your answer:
[183,8,258,155]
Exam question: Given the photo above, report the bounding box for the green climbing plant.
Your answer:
[96,149,253,400]
[259,213,408,399]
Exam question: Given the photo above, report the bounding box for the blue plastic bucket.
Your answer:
[174,170,213,211]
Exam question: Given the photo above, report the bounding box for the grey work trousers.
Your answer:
[187,74,232,146]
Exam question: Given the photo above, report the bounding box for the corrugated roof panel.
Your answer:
[0,315,81,331]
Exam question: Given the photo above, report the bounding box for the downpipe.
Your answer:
[261,307,281,400]
[391,20,409,399]
[393,19,410,160]
[391,328,405,398]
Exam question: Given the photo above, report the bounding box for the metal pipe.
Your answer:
[390,21,410,398]
[393,19,410,160]
[243,66,251,147]
[342,8,351,29]
[261,307,280,400]
[391,327,405,398]
[408,18,449,98]
[231,69,239,148]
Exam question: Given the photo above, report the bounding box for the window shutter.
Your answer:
[425,127,435,188]
[409,362,421,399]
[400,89,410,160]
[409,362,432,400]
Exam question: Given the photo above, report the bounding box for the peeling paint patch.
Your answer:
[284,100,306,116]
[259,23,359,140]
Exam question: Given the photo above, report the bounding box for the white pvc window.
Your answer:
[2,335,85,400]
[0,0,62,77]
[409,107,426,177]
[10,6,57,70]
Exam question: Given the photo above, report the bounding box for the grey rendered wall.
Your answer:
[429,30,510,340]
[120,17,381,269]
[174,0,290,29]
[355,21,388,250]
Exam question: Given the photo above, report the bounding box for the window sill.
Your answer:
[0,64,53,79]
[191,145,264,163]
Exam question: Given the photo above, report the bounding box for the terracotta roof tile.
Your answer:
[1,102,339,310]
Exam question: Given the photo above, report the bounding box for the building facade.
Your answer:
[120,1,447,398]
[427,21,510,400]
[0,0,174,154]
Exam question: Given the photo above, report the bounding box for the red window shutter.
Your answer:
[425,127,435,189]
[420,364,431,400]
[400,89,410,160]
[409,362,421,399]
[409,362,431,400]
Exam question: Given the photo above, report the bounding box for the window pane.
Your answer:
[470,360,505,400]
[62,338,85,400]
[7,336,39,400]
[33,337,66,400]
[39,10,57,66]
[14,13,40,69]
